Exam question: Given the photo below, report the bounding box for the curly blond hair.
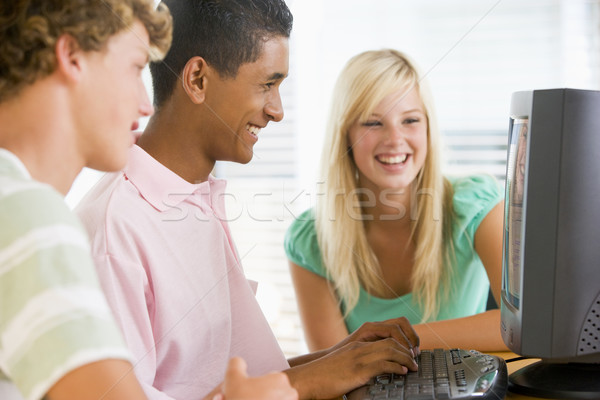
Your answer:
[0,0,172,103]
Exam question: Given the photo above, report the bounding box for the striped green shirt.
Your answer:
[0,150,130,400]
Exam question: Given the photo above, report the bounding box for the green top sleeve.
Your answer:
[283,208,328,278]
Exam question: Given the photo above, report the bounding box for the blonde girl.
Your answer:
[285,49,506,351]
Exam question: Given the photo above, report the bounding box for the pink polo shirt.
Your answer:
[76,145,289,399]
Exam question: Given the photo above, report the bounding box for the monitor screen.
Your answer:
[503,117,527,311]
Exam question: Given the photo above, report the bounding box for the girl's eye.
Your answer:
[363,120,382,127]
[404,118,420,124]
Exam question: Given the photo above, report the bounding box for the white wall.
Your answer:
[289,0,600,192]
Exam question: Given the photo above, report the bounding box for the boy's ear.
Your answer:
[54,34,86,82]
[181,56,209,104]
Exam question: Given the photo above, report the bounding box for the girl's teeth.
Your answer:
[378,154,408,164]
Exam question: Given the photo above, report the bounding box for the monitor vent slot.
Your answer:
[578,292,600,356]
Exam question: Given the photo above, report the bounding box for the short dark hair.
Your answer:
[149,0,293,109]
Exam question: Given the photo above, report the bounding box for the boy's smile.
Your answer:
[203,36,289,165]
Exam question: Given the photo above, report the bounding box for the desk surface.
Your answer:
[489,352,547,400]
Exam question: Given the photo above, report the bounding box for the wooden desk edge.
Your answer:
[490,351,550,400]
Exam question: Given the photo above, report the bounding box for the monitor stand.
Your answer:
[509,361,600,399]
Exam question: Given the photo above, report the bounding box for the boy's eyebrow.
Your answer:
[267,72,287,81]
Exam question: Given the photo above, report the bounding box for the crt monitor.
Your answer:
[501,88,600,399]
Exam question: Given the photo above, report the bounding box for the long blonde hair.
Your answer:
[315,49,455,322]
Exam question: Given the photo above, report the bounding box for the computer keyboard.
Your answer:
[344,348,508,400]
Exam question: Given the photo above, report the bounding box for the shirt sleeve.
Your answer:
[451,174,504,240]
[283,208,328,278]
[0,186,131,400]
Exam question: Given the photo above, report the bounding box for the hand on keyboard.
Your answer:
[285,338,417,399]
[330,317,421,358]
[344,349,508,400]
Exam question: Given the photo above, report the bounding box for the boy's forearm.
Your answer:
[282,363,318,400]
[287,348,328,367]
[285,350,333,399]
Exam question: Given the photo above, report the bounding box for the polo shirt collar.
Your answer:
[124,144,224,212]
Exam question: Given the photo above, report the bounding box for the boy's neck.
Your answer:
[138,108,215,184]
[0,82,82,195]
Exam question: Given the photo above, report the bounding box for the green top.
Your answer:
[284,174,503,332]
[0,149,130,400]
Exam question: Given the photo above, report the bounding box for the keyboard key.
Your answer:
[344,349,507,400]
